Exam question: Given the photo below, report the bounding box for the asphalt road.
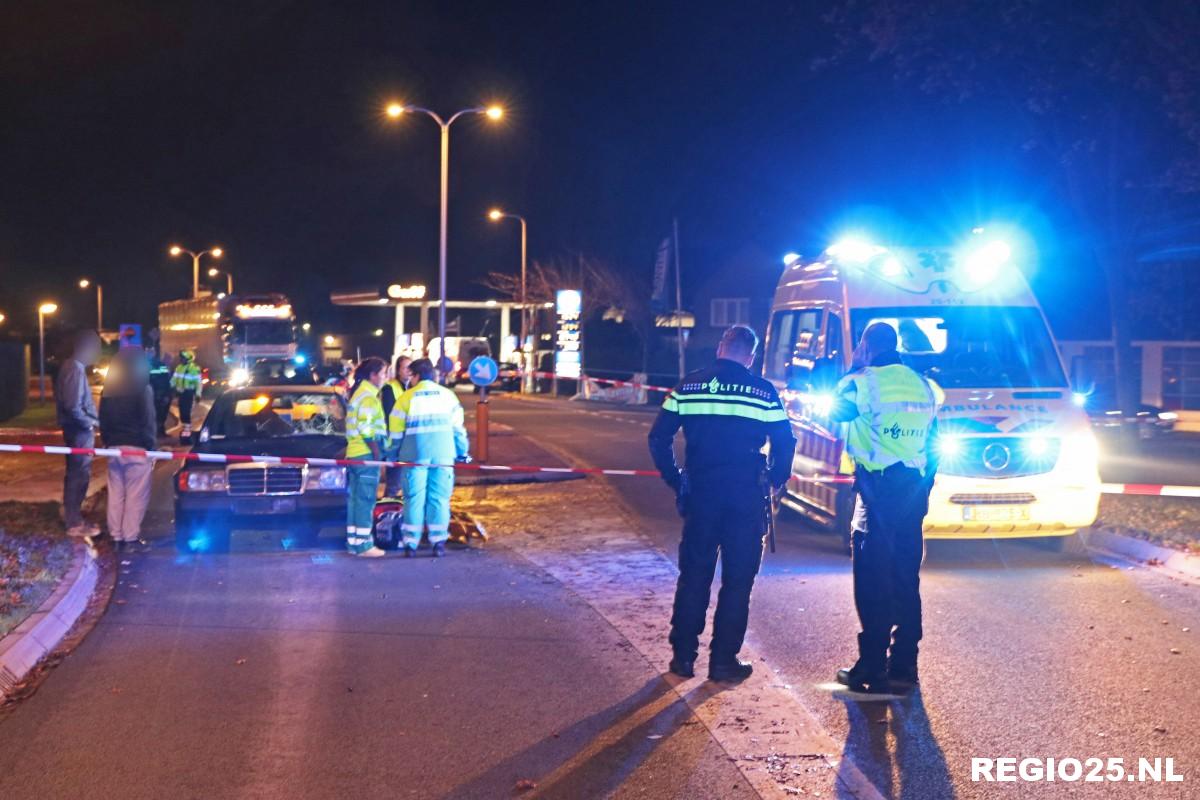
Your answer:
[487,396,1199,799]
[0,463,747,799]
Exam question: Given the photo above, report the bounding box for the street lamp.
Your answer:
[487,207,529,387]
[208,267,233,294]
[169,244,224,299]
[79,278,103,330]
[37,302,57,403]
[385,101,504,370]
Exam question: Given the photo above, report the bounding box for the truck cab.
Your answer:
[765,230,1101,550]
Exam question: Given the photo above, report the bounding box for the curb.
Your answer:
[0,543,99,698]
[1081,528,1200,581]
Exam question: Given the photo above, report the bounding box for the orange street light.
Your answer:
[37,302,58,402]
[169,244,224,298]
[385,100,505,370]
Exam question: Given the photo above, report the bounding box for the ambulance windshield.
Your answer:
[851,306,1066,389]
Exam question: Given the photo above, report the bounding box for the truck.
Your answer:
[158,293,298,389]
[766,228,1101,551]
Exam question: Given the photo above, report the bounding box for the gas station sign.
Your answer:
[555,289,582,379]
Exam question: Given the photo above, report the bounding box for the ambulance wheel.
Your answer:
[833,487,855,556]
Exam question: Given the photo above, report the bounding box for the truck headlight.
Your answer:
[307,467,346,490]
[230,367,250,387]
[180,470,227,492]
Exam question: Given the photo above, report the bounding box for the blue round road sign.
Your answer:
[468,355,499,387]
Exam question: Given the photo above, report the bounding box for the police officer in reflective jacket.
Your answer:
[830,322,941,694]
[648,325,797,683]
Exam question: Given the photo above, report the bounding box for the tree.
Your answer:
[821,0,1200,416]
[482,254,657,371]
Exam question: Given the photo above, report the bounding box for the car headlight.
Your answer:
[308,467,346,490]
[1158,411,1179,422]
[181,469,227,492]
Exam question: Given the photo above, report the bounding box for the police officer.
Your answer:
[170,350,202,444]
[648,325,796,683]
[830,322,940,694]
[146,347,172,437]
[389,358,470,558]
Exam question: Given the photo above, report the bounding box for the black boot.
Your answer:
[668,656,695,678]
[887,663,919,689]
[835,667,893,694]
[708,658,753,683]
[403,545,417,558]
[431,542,446,558]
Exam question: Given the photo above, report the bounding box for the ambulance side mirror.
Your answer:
[1070,356,1095,397]
[811,357,841,391]
[784,363,812,391]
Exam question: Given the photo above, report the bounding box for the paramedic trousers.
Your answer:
[669,478,765,664]
[851,463,929,678]
[106,455,154,542]
[400,466,453,548]
[346,464,380,554]
[178,390,196,434]
[62,427,94,530]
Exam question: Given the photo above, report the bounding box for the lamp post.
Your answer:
[487,207,529,389]
[208,267,233,294]
[78,278,102,330]
[385,101,503,370]
[37,302,57,403]
[169,244,224,299]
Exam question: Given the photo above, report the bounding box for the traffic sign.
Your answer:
[468,355,499,387]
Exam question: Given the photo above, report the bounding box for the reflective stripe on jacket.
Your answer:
[836,363,941,473]
[391,380,469,464]
[170,362,202,393]
[345,381,386,459]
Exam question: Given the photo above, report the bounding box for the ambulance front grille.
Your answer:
[948,493,1037,505]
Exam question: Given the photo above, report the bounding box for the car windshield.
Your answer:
[204,391,345,439]
[850,306,1067,389]
[228,319,295,345]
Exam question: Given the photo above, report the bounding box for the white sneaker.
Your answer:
[357,547,387,558]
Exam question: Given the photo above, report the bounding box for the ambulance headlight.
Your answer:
[936,435,962,458]
[1025,436,1050,457]
[1057,430,1100,475]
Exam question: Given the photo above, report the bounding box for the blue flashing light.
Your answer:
[963,239,1011,286]
[936,435,962,459]
[783,252,801,266]
[827,237,883,264]
[1072,392,1088,407]
[187,532,211,552]
[1025,436,1050,457]
[880,256,904,278]
[293,353,307,365]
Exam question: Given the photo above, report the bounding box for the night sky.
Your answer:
[1,1,1116,339]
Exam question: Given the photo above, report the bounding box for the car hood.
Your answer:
[190,436,346,460]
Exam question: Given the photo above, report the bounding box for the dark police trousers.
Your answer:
[851,463,929,677]
[669,478,765,663]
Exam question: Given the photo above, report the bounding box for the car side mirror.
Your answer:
[1070,356,1095,396]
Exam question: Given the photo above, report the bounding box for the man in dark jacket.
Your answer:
[647,325,797,682]
[100,348,157,551]
[56,329,102,540]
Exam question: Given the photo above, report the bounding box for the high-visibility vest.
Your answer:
[390,380,469,465]
[837,364,941,473]
[170,362,202,393]
[385,379,407,437]
[345,381,386,459]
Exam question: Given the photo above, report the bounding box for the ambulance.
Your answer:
[764,229,1101,550]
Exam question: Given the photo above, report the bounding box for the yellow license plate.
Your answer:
[962,506,1030,522]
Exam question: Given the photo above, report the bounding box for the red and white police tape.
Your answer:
[1,442,1198,495]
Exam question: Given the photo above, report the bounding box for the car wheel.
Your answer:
[175,509,231,553]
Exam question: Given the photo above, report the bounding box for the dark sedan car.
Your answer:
[1081,393,1178,439]
[174,386,348,551]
